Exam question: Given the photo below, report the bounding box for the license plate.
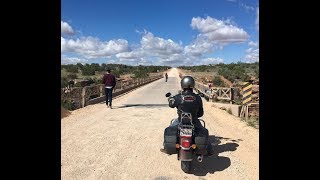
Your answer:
[180,128,192,136]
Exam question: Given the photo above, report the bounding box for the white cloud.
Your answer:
[159,59,186,66]
[117,57,153,66]
[204,26,249,42]
[191,17,226,34]
[226,1,255,13]
[245,41,259,62]
[245,49,259,62]
[61,36,129,58]
[185,16,249,57]
[61,21,74,36]
[240,3,255,12]
[61,16,251,67]
[248,41,258,47]
[191,16,249,42]
[141,32,183,55]
[159,53,187,65]
[137,58,153,65]
[256,7,259,31]
[115,31,185,66]
[61,57,88,64]
[184,36,215,56]
[246,47,253,53]
[116,50,145,60]
[200,57,224,65]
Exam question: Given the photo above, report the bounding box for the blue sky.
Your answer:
[61,0,259,66]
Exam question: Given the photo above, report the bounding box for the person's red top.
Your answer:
[103,73,116,87]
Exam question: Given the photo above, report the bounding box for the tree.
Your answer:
[101,63,107,71]
[76,63,84,70]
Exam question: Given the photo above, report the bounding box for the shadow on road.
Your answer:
[112,104,168,109]
[190,135,239,176]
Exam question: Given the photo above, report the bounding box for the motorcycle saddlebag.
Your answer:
[194,128,209,154]
[163,126,178,154]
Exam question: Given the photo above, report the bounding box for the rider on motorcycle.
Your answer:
[161,76,214,156]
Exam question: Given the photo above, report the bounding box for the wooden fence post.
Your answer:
[246,105,249,120]
[81,87,86,108]
[99,85,103,97]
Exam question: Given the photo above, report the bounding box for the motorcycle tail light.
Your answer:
[181,139,190,148]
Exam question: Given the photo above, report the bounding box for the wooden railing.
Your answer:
[61,75,163,110]
[179,72,235,103]
[194,82,234,102]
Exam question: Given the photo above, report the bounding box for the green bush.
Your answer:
[67,73,78,80]
[76,63,84,70]
[82,66,95,76]
[134,70,149,78]
[112,70,122,78]
[213,76,225,87]
[61,76,68,88]
[92,77,103,84]
[254,68,259,78]
[62,63,171,78]
[63,65,79,73]
[62,100,76,110]
[179,62,258,83]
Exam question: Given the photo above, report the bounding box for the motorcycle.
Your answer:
[165,92,206,173]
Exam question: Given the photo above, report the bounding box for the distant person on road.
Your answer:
[102,69,116,109]
[165,73,168,82]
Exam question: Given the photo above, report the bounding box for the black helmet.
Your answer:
[181,76,195,89]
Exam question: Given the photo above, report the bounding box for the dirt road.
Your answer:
[62,68,259,179]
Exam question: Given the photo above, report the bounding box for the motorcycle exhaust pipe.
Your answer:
[197,155,203,162]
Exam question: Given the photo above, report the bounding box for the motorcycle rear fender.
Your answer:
[179,149,193,161]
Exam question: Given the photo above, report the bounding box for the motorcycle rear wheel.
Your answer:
[181,161,192,173]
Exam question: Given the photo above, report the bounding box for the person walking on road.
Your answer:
[165,73,168,82]
[102,69,116,109]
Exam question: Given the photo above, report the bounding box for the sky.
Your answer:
[61,0,259,66]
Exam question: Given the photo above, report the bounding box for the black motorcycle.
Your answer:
[165,92,206,173]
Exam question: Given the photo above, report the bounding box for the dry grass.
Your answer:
[61,106,71,119]
[241,117,259,129]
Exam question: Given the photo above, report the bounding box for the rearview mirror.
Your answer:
[165,92,171,97]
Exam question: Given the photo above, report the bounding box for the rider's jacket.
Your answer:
[168,89,203,120]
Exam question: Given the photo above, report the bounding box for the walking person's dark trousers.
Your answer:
[105,88,113,106]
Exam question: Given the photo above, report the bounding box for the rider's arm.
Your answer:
[197,96,204,117]
[168,95,178,108]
